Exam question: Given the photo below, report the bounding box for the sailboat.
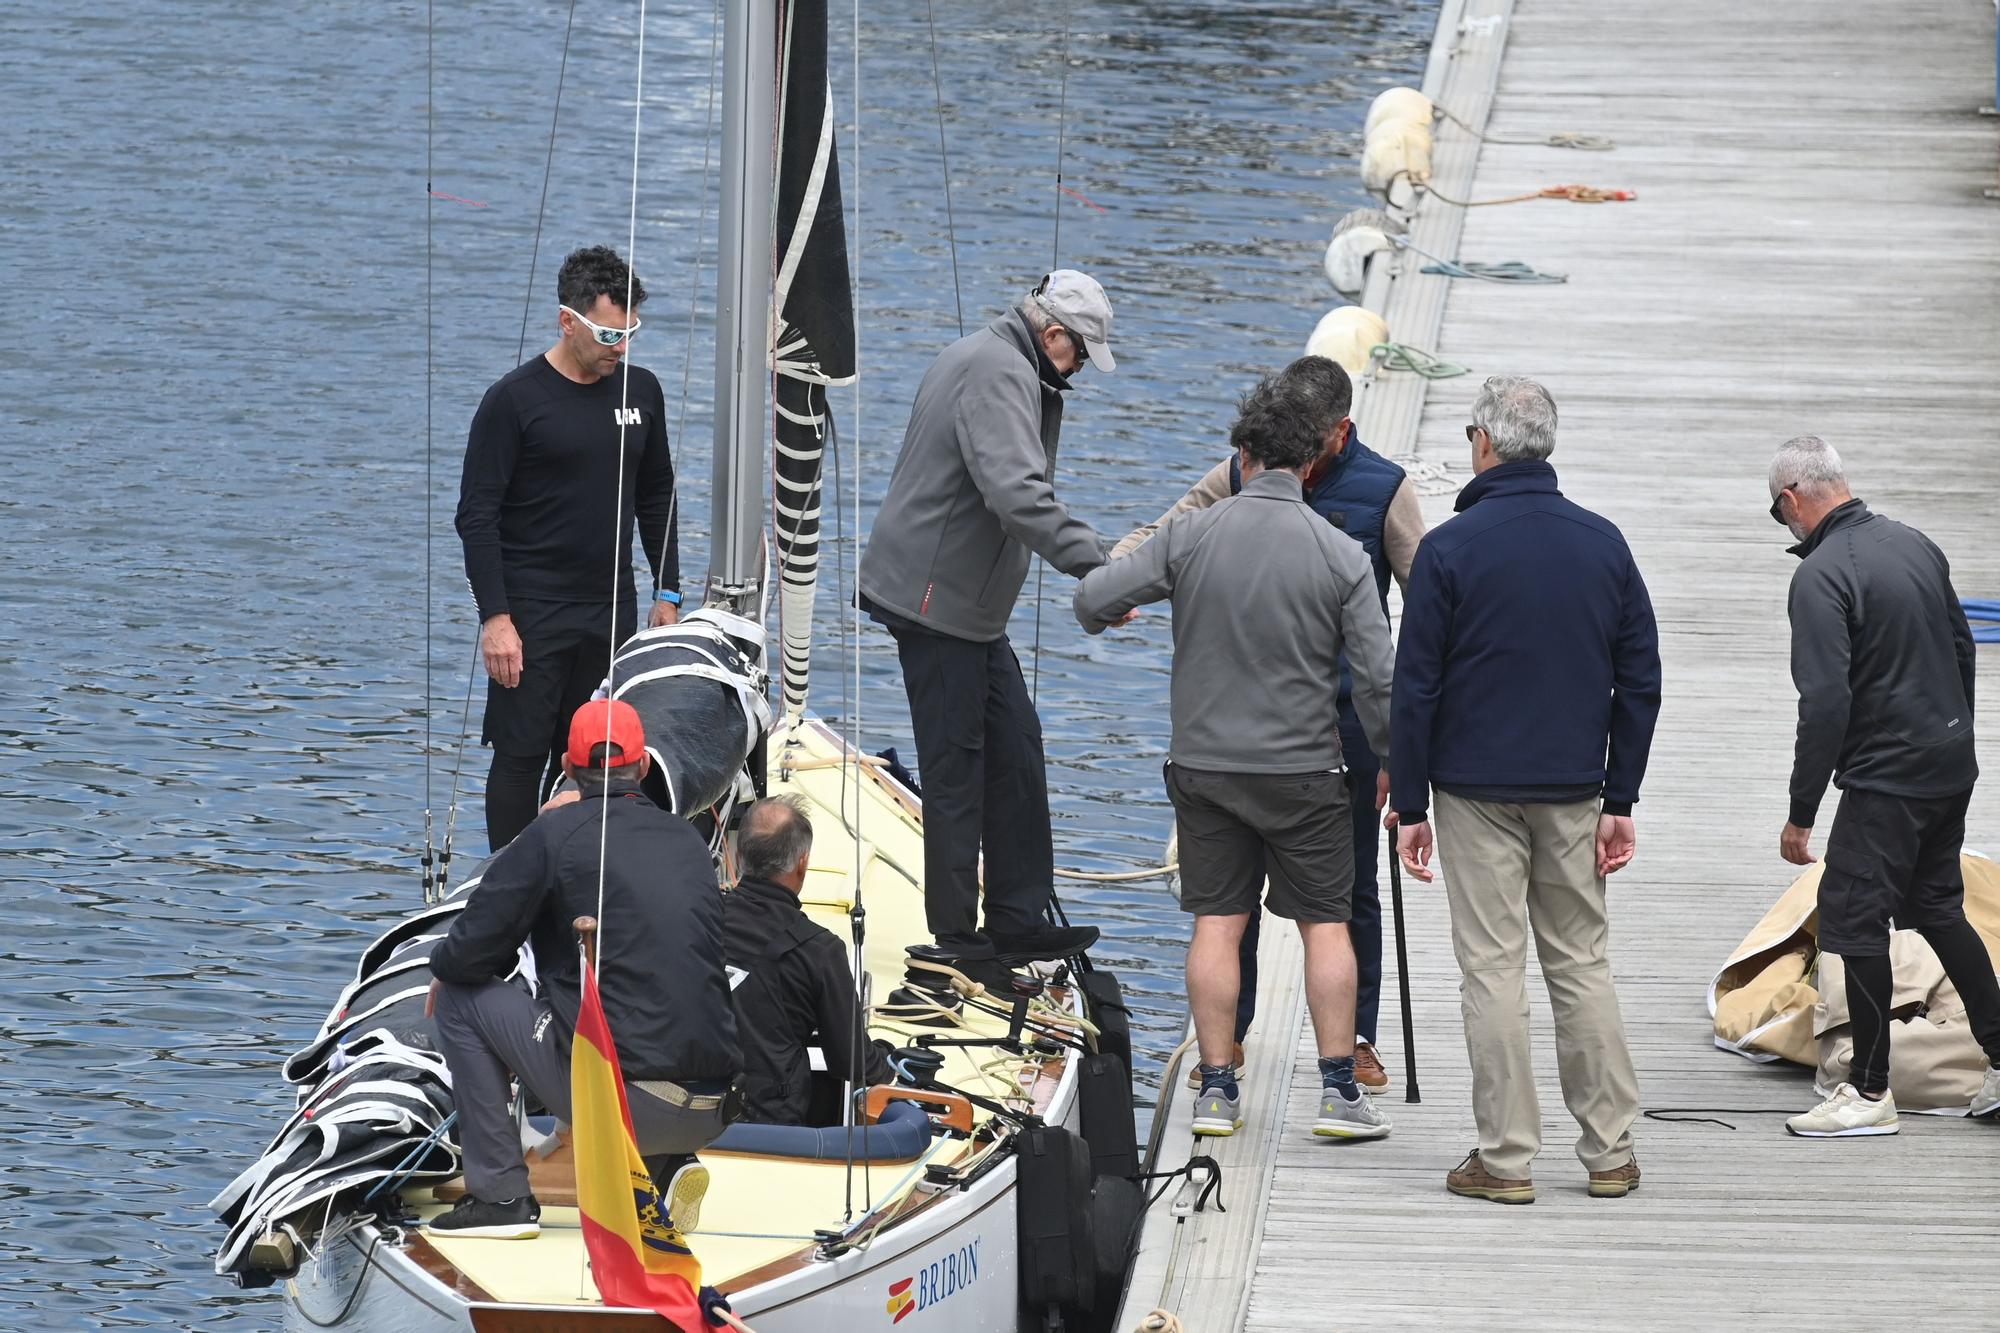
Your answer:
[209,2,1143,1329]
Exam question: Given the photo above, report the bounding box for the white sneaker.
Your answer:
[1786,1083,1899,1138]
[1971,1065,2000,1118]
[1312,1084,1391,1140]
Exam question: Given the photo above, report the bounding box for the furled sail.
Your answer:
[771,0,856,725]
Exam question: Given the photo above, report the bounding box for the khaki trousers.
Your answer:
[1435,793,1639,1179]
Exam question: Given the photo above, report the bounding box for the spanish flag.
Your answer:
[572,959,706,1331]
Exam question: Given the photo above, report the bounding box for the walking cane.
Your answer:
[1387,834,1421,1104]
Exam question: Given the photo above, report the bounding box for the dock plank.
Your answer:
[1122,0,2000,1327]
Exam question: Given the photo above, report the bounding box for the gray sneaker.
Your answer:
[1313,1083,1391,1140]
[1971,1065,2000,1119]
[1191,1081,1243,1137]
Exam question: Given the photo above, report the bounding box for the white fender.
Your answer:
[1364,87,1434,139]
[1361,118,1433,198]
[1304,307,1391,378]
[1324,225,1393,297]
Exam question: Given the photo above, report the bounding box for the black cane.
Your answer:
[1387,834,1421,1103]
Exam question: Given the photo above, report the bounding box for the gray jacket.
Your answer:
[1787,498,1977,827]
[1073,469,1393,774]
[859,312,1109,642]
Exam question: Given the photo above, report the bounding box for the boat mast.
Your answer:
[709,0,779,616]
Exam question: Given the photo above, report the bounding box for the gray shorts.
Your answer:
[1166,763,1355,923]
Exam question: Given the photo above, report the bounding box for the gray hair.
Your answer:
[1470,376,1558,461]
[737,795,814,882]
[1019,294,1055,333]
[1769,435,1848,499]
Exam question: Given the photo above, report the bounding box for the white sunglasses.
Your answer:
[562,304,642,346]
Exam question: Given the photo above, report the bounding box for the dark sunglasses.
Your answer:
[1464,423,1483,444]
[1768,490,1790,526]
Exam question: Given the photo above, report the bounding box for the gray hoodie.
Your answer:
[859,312,1109,642]
[1073,469,1393,775]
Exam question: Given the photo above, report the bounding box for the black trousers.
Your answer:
[888,626,1054,952]
[482,598,635,851]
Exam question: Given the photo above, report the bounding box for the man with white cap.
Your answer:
[859,271,1120,978]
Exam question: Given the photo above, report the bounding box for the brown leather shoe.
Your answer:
[1445,1149,1534,1204]
[1186,1042,1247,1090]
[1353,1042,1389,1094]
[1588,1157,1640,1198]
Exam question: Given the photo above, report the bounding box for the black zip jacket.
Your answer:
[1786,499,1978,827]
[720,876,888,1124]
[430,778,741,1083]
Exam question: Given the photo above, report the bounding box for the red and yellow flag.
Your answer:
[572,959,706,1331]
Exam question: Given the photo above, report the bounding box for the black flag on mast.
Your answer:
[772,0,855,724]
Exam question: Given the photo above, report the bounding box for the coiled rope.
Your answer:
[1133,1311,1187,1332]
[1420,179,1636,207]
[1389,234,1565,285]
[1434,102,1616,151]
[1370,341,1470,379]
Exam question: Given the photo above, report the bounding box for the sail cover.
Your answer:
[771,0,856,725]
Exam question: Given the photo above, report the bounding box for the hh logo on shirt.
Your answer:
[612,407,644,427]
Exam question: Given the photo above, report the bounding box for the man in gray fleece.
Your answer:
[858,271,1118,973]
[1075,375,1396,1142]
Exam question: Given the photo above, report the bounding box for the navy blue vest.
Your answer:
[1230,434,1405,704]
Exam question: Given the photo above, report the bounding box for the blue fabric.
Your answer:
[1318,1054,1359,1094]
[708,1094,933,1161]
[1390,460,1661,822]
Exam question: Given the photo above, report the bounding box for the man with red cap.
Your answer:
[424,698,742,1240]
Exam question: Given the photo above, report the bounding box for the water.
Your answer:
[0,2,1431,1324]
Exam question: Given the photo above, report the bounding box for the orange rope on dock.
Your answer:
[1423,181,1637,206]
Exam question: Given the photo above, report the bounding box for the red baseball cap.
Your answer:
[566,698,647,769]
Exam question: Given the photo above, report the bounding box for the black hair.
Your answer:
[557,245,647,313]
[1278,354,1353,431]
[1229,375,1323,471]
[737,796,814,882]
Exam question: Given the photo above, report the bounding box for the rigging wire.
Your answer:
[422,0,436,902]
[923,0,964,337]
[596,0,650,938]
[842,0,869,1227]
[1027,12,1074,705]
[437,0,583,900]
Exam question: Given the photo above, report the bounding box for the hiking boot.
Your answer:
[1191,1073,1243,1137]
[1445,1150,1534,1204]
[1786,1083,1899,1138]
[1971,1064,2000,1119]
[423,1193,542,1239]
[664,1160,710,1234]
[989,924,1100,962]
[1186,1042,1246,1090]
[1312,1083,1391,1140]
[1588,1157,1641,1198]
[1354,1042,1389,1095]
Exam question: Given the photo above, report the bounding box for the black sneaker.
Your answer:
[947,954,1021,992]
[422,1193,542,1240]
[988,924,1099,962]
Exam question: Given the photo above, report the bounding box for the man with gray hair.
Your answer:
[859,271,1122,979]
[1391,375,1661,1204]
[721,796,891,1125]
[1767,436,2000,1135]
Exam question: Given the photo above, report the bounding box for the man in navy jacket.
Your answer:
[1390,376,1661,1205]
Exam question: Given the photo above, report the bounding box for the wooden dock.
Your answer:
[1117,1,2000,1327]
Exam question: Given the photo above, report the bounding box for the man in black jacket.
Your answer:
[424,699,741,1239]
[456,245,684,852]
[1769,436,2000,1136]
[722,797,890,1124]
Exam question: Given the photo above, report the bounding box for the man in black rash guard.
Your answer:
[456,245,683,851]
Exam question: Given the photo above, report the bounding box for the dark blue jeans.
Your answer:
[1234,705,1383,1044]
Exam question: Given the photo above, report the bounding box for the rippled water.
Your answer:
[0,2,1431,1324]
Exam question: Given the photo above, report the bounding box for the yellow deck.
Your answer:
[422,717,1067,1302]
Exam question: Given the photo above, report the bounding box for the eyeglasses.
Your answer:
[1768,490,1790,526]
[1058,326,1089,370]
[562,304,642,347]
[1464,423,1484,444]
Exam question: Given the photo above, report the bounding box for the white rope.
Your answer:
[1053,861,1177,883]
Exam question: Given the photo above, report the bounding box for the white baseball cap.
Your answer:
[1031,269,1116,373]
